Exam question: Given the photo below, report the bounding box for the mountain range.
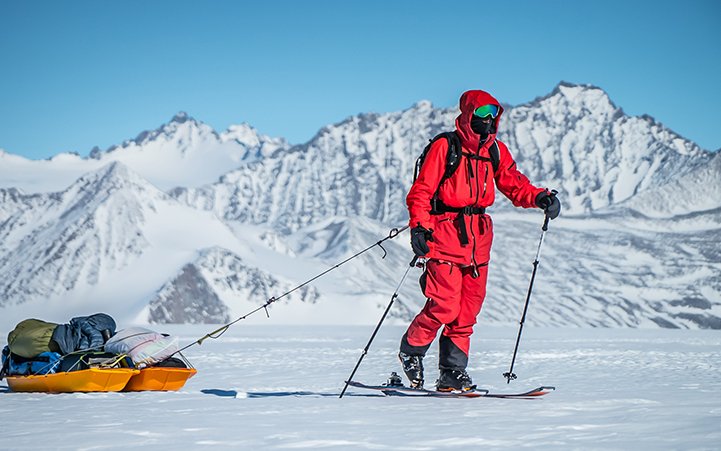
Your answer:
[1,82,719,330]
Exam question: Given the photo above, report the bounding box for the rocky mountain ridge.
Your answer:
[0,82,718,328]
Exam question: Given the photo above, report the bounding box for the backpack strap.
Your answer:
[441,131,463,179]
[429,132,462,212]
[413,132,462,181]
[489,140,500,173]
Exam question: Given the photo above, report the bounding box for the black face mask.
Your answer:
[470,115,495,137]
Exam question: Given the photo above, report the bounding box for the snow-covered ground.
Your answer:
[1,325,719,449]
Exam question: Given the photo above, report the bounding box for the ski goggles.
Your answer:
[473,104,499,119]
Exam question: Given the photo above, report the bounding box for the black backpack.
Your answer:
[413,131,500,185]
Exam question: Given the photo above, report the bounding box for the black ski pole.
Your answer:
[503,213,552,384]
[339,257,418,398]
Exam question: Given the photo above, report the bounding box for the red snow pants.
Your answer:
[400,259,489,370]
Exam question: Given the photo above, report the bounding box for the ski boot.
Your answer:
[398,352,424,389]
[436,368,476,392]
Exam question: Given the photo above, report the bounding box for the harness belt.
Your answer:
[431,200,486,246]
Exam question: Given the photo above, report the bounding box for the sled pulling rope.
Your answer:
[172,226,410,357]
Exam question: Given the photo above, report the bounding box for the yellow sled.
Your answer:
[6,368,140,393]
[123,367,197,392]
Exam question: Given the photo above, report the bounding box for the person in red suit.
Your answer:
[400,89,561,391]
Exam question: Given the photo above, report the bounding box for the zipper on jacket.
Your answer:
[470,157,482,277]
[466,156,473,198]
[470,137,488,278]
[482,164,489,198]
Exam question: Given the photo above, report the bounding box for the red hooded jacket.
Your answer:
[407,90,545,266]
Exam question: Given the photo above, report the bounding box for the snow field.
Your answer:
[1,325,719,450]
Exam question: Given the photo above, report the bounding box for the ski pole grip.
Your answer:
[542,189,558,231]
[409,256,419,267]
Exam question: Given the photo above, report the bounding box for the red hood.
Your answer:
[455,89,504,151]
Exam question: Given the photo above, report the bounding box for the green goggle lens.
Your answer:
[473,104,499,118]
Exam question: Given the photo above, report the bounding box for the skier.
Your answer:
[399,89,560,391]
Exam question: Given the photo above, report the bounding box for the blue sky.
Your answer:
[1,0,719,159]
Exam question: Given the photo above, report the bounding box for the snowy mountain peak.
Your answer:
[553,80,609,97]
[222,123,257,142]
[412,100,434,111]
[170,111,192,124]
[0,162,163,308]
[555,80,606,93]
[529,81,619,121]
[220,123,290,155]
[68,161,159,195]
[92,160,131,178]
[1,109,291,193]
[500,82,709,211]
[90,112,214,158]
[140,113,211,146]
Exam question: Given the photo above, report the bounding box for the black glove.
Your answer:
[535,191,561,220]
[410,226,434,256]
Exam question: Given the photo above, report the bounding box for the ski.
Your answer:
[346,380,487,398]
[484,386,555,398]
[346,380,554,399]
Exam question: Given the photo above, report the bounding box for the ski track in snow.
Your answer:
[1,325,720,450]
